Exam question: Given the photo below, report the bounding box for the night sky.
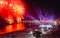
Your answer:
[23,0,60,19]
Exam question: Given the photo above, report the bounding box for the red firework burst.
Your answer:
[0,0,26,34]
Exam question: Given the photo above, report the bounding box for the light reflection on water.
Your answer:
[0,23,26,34]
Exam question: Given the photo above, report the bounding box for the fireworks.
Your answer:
[0,0,26,24]
[0,0,26,34]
